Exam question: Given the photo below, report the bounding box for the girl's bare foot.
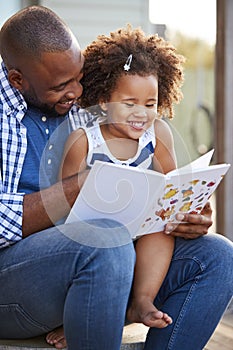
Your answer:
[46,326,67,349]
[127,296,172,328]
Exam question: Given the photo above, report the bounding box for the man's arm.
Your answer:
[164,202,213,239]
[22,170,88,237]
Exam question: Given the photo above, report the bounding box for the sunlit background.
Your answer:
[149,0,216,45]
[148,1,216,167]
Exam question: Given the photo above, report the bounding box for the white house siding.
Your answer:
[40,0,153,49]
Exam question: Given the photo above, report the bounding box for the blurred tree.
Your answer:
[167,31,214,69]
[162,30,215,162]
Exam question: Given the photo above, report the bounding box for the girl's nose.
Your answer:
[133,105,147,117]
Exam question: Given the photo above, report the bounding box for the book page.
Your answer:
[168,149,215,176]
[136,163,230,237]
[65,161,166,237]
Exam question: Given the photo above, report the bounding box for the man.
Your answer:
[0,5,232,350]
[0,6,135,350]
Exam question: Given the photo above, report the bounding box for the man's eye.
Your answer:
[53,84,66,92]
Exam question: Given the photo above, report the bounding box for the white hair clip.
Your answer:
[124,54,133,71]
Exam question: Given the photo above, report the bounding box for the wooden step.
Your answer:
[0,323,148,350]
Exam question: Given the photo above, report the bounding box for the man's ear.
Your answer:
[8,69,24,92]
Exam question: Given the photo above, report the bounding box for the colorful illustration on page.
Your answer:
[140,176,223,230]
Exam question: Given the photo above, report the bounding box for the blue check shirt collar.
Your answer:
[0,61,27,119]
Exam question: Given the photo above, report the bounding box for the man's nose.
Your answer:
[66,80,83,99]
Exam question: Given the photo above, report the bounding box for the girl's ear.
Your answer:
[8,69,24,92]
[100,101,108,111]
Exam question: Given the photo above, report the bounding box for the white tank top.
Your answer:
[82,122,156,169]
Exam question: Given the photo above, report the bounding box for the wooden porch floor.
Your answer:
[122,306,233,350]
[204,310,233,350]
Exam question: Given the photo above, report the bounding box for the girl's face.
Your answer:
[102,74,158,140]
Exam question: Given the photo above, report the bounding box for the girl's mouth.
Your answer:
[128,121,146,130]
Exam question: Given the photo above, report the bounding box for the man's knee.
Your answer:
[58,219,132,248]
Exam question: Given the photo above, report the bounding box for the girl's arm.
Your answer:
[59,128,88,180]
[153,119,177,174]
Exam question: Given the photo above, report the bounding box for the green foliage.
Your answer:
[167,30,215,69]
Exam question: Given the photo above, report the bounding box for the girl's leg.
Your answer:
[0,219,135,350]
[127,232,174,328]
[144,233,233,350]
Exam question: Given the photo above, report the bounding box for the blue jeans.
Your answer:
[0,219,135,350]
[0,221,233,350]
[144,233,233,350]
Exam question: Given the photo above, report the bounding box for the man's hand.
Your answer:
[164,202,213,239]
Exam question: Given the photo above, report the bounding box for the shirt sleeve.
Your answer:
[0,192,24,248]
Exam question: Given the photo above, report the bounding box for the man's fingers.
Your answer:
[176,212,213,226]
[165,222,209,236]
[201,201,212,216]
[169,225,209,238]
[170,232,202,239]
[164,202,213,239]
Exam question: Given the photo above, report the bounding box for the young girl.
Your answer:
[59,25,185,329]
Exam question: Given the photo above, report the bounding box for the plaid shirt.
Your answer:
[0,61,92,248]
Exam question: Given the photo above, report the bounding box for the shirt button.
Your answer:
[48,144,53,150]
[6,107,12,115]
[42,116,47,122]
[45,129,49,134]
[48,159,52,165]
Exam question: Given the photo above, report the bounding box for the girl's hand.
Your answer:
[164,202,213,239]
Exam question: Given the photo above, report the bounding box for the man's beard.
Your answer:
[23,89,65,118]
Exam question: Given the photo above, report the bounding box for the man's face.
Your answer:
[20,40,84,116]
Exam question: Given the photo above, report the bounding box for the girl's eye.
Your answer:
[124,103,134,107]
[146,103,157,109]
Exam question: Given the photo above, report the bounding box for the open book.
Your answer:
[65,150,230,239]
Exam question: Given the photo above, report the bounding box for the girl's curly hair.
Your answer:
[79,25,185,119]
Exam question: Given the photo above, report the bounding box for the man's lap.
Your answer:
[155,232,233,313]
[0,220,135,338]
